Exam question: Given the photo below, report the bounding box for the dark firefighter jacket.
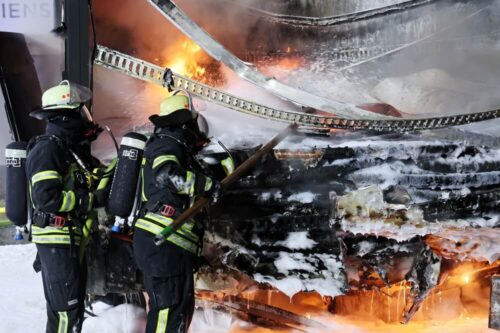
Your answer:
[26,125,111,247]
[136,128,217,256]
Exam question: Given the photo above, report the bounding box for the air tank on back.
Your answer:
[107,132,147,231]
[5,142,28,240]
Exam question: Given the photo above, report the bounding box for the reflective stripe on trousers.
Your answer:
[155,308,169,333]
[57,311,68,333]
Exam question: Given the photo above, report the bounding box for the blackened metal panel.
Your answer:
[0,32,44,141]
[64,0,90,88]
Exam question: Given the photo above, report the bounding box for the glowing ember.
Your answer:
[274,149,325,166]
[259,54,305,79]
[275,57,302,70]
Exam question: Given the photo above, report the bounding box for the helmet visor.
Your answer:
[80,105,94,123]
[197,113,209,138]
[60,80,92,105]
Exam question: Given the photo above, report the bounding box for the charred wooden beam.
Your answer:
[195,292,326,330]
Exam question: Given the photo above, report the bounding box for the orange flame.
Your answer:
[196,261,498,332]
[275,57,302,70]
[162,38,210,81]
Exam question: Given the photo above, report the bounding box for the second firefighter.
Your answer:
[133,91,222,333]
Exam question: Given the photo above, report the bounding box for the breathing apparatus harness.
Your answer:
[26,134,99,249]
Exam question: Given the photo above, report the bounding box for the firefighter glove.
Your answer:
[75,188,94,216]
[206,179,223,203]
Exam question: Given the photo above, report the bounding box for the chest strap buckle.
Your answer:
[160,204,176,218]
[51,215,67,228]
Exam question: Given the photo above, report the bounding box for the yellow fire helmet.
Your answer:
[30,80,92,120]
[149,90,198,127]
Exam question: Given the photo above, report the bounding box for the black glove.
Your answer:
[194,174,223,202]
[92,160,115,208]
[75,188,93,216]
[163,68,174,92]
[205,179,223,203]
[33,253,41,273]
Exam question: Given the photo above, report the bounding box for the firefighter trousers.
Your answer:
[36,245,86,333]
[134,230,196,333]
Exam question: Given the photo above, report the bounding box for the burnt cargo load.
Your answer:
[87,133,500,320]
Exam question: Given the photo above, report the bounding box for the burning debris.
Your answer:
[183,134,499,326]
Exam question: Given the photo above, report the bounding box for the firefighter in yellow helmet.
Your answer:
[26,81,112,333]
[134,91,221,333]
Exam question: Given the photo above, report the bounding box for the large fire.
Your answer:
[165,39,207,80]
[157,37,224,86]
[196,261,499,332]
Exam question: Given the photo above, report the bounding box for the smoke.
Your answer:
[269,0,500,125]
[91,0,500,158]
[91,0,305,155]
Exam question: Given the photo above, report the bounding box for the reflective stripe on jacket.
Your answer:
[138,129,210,255]
[135,213,199,255]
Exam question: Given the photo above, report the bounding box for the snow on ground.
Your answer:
[83,303,144,333]
[0,243,495,332]
[0,244,45,333]
[0,244,233,333]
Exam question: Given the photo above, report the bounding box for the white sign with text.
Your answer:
[0,0,54,34]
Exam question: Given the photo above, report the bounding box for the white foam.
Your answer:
[276,231,318,250]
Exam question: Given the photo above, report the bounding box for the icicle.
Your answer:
[387,289,391,322]
[396,281,403,320]
[370,290,375,315]
[403,281,407,319]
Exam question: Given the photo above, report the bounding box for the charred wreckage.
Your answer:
[2,0,500,330]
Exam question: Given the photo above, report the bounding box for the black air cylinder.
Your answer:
[108,133,147,218]
[5,142,28,226]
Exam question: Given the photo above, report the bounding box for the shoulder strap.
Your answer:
[156,132,190,150]
[27,134,74,166]
[27,134,64,153]
[157,133,213,176]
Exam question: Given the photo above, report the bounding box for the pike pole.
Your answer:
[154,123,298,246]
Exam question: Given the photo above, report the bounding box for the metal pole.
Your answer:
[64,0,90,88]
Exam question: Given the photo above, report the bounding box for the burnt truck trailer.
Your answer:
[1,0,500,330]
